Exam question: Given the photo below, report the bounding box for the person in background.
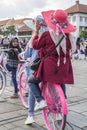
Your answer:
[2,37,10,48]
[28,9,76,111]
[84,45,87,60]
[75,37,81,60]
[6,37,22,98]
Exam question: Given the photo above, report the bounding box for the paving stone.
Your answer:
[0,102,22,114]
[0,126,8,130]
[3,123,16,130]
[0,110,27,121]
[11,127,25,130]
[67,96,86,104]
[67,111,87,128]
[65,123,82,130]
[82,111,87,116]
[83,126,87,130]
[0,98,6,102]
[68,101,87,113]
[11,118,47,130]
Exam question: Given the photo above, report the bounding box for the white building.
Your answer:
[66,0,87,38]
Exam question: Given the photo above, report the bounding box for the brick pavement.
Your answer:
[0,59,87,130]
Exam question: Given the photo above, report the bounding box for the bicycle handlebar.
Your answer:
[0,48,13,52]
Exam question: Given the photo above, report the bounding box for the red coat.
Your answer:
[32,31,74,84]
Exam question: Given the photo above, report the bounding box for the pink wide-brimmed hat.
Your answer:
[41,9,76,34]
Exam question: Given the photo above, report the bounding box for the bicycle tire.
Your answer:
[0,70,6,96]
[18,71,28,108]
[42,83,67,130]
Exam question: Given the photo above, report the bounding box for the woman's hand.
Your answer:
[13,48,18,52]
[36,21,41,31]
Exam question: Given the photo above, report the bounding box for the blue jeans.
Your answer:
[28,74,44,102]
[28,89,35,116]
[28,75,67,116]
[26,67,36,116]
[61,84,67,98]
[6,64,18,93]
[28,74,67,103]
[28,83,67,116]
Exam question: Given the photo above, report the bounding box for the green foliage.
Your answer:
[80,30,87,39]
[0,29,2,34]
[7,25,16,35]
[0,25,16,36]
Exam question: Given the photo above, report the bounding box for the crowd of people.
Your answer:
[0,36,28,50]
[1,8,86,126]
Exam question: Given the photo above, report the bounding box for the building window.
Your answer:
[85,17,87,22]
[72,16,76,22]
[18,31,32,36]
[80,16,83,22]
[68,17,71,22]
[79,27,83,32]
[79,26,87,32]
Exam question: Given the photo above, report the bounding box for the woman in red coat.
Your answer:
[28,9,76,111]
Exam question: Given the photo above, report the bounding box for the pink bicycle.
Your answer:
[18,65,70,129]
[17,60,29,108]
[41,82,68,130]
[19,69,68,129]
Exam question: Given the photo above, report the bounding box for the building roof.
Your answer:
[0,18,32,26]
[14,18,32,25]
[18,24,32,32]
[0,19,11,27]
[0,18,33,32]
[66,1,87,14]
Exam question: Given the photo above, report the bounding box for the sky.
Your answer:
[0,0,87,20]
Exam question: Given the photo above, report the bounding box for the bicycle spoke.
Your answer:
[0,71,6,96]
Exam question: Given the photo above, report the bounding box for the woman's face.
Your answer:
[12,39,18,47]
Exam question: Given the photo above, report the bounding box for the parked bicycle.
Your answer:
[0,48,11,96]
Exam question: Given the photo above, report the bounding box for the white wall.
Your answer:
[68,13,87,38]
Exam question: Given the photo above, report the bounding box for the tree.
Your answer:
[0,25,16,36]
[7,25,16,35]
[80,30,87,39]
[0,29,2,34]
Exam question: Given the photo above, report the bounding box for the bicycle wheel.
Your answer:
[0,70,6,96]
[42,83,67,130]
[18,70,28,108]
